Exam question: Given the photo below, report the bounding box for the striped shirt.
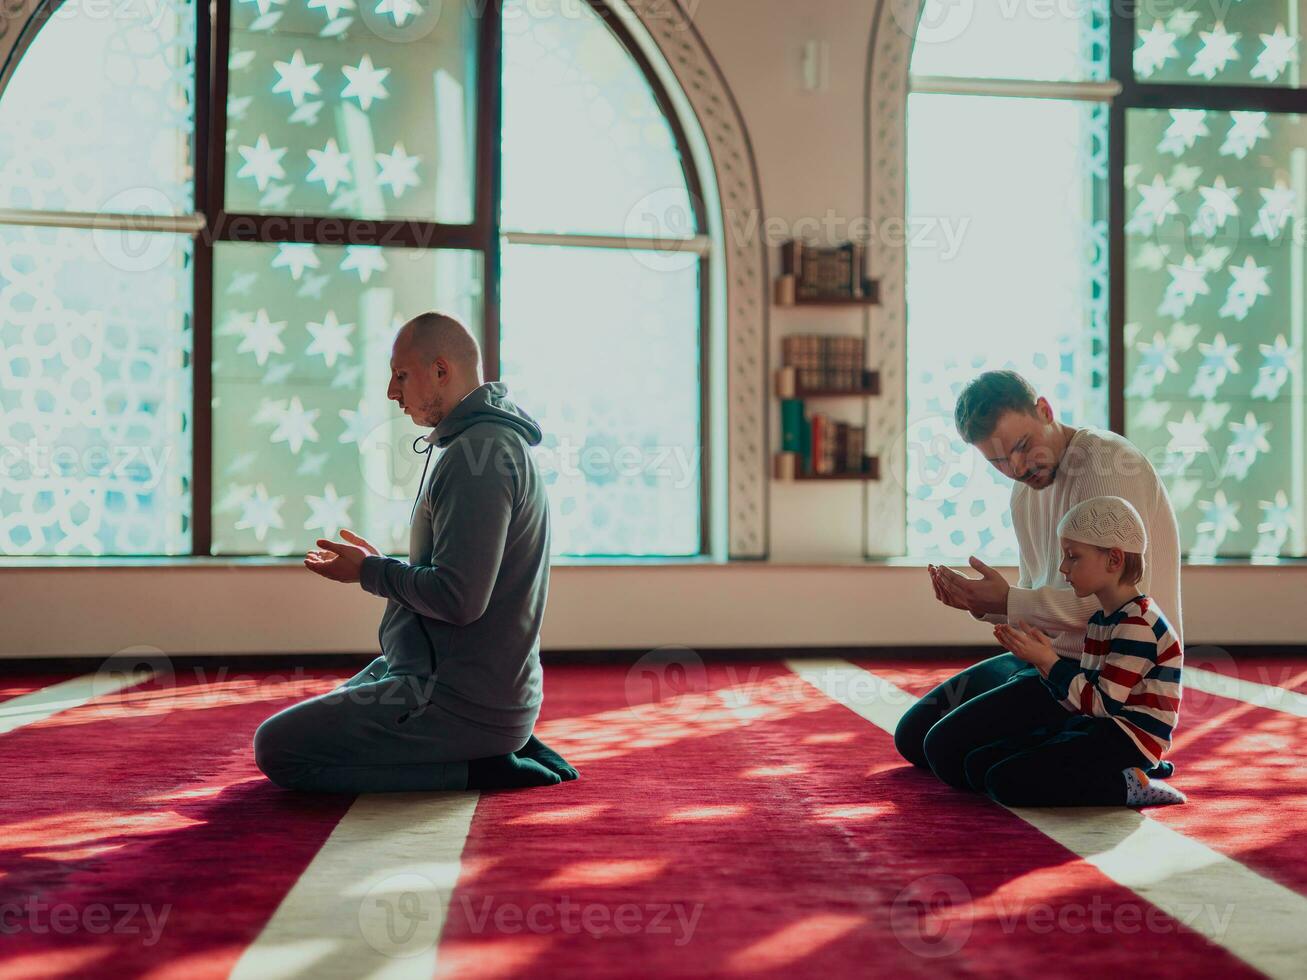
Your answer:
[1041,595,1183,766]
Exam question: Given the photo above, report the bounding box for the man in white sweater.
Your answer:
[893,370,1183,789]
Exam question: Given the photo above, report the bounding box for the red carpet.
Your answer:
[0,668,355,980]
[1149,687,1307,895]
[444,663,1252,978]
[0,656,1302,978]
[858,655,1307,896]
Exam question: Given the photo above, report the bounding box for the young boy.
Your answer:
[983,495,1185,807]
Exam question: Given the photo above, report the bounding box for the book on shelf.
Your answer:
[779,240,869,300]
[779,398,804,453]
[779,334,869,392]
[847,425,865,475]
[777,409,871,478]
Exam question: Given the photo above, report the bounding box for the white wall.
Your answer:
[4,0,1306,658]
[2,561,1304,658]
[692,0,880,562]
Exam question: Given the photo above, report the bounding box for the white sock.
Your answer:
[1123,767,1187,807]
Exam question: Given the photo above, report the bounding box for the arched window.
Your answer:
[900,0,1306,560]
[0,0,199,555]
[903,0,1110,562]
[0,0,706,558]
[499,0,705,557]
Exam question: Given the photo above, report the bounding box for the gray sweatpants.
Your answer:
[253,656,531,793]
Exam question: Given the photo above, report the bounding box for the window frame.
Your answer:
[198,0,712,557]
[1111,1,1307,559]
[903,8,1117,563]
[1108,1,1307,433]
[497,0,713,557]
[0,0,712,558]
[191,0,508,556]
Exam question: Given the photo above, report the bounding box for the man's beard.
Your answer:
[1024,467,1057,489]
[414,392,445,428]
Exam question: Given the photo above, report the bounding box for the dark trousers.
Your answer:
[963,714,1150,807]
[253,656,530,793]
[893,652,1147,804]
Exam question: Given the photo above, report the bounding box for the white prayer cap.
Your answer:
[1057,495,1148,553]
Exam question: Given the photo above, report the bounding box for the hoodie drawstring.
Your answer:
[410,433,434,524]
[409,432,439,679]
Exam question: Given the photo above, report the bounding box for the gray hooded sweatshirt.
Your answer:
[359,382,549,737]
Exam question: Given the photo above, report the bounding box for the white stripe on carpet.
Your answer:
[1185,666,1307,718]
[786,658,1307,980]
[0,669,153,737]
[230,792,479,980]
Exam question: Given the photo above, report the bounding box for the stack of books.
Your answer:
[777,335,873,393]
[775,404,872,479]
[778,240,871,301]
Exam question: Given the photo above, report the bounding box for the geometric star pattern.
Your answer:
[0,226,193,555]
[1126,104,1304,557]
[222,0,470,223]
[210,240,483,555]
[0,0,197,555]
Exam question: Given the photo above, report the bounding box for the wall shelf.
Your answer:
[774,281,880,308]
[782,373,882,399]
[774,239,880,308]
[774,454,880,482]
[773,318,881,483]
[793,462,880,482]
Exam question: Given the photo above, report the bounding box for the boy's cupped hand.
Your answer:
[993,621,1057,671]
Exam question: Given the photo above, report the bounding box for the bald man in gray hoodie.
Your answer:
[253,312,577,793]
